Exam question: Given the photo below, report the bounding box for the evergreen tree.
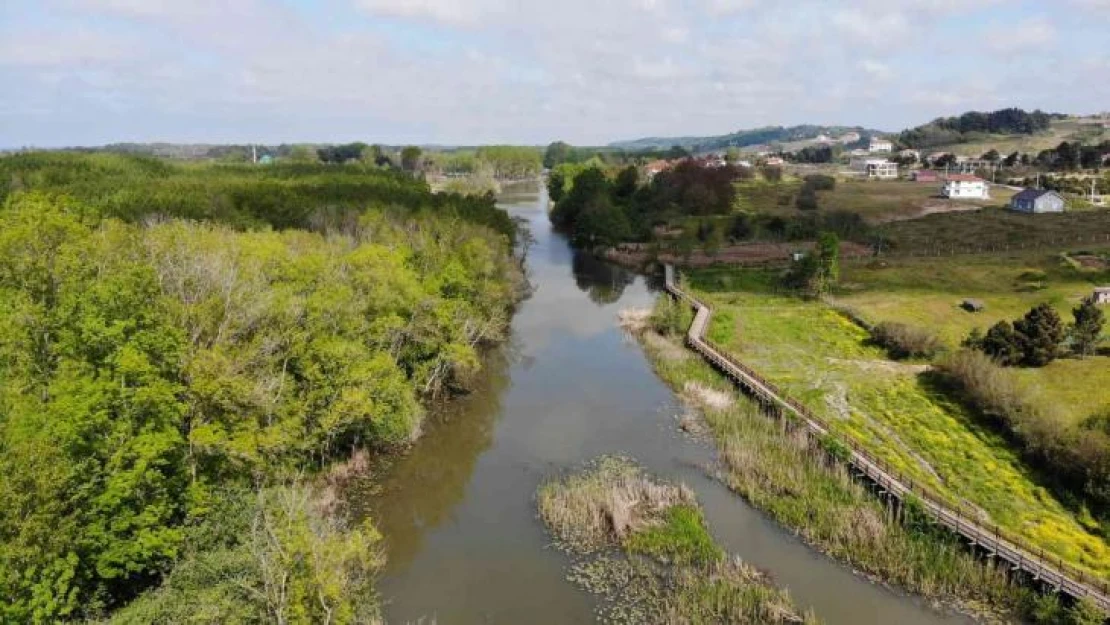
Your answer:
[979,320,1022,366]
[1014,303,1066,366]
[1071,296,1105,357]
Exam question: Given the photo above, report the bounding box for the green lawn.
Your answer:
[686,264,1110,579]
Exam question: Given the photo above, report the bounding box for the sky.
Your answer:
[2,0,1109,147]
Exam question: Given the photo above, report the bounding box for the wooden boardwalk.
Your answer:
[663,265,1110,612]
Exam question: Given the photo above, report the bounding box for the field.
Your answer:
[877,208,1110,253]
[735,177,1017,224]
[684,265,1110,579]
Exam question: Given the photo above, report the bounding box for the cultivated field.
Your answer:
[685,264,1110,579]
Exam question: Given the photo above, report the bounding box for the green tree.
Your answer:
[1071,296,1105,357]
[288,145,318,164]
[979,320,1022,366]
[401,146,423,172]
[613,165,639,201]
[543,141,572,168]
[1014,303,1066,366]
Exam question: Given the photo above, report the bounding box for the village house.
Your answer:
[643,160,671,180]
[838,131,861,144]
[850,157,898,179]
[1094,287,1110,305]
[849,148,870,157]
[950,156,992,174]
[765,156,785,166]
[1009,188,1066,213]
[899,149,920,160]
[911,170,941,183]
[941,174,989,200]
[869,137,893,153]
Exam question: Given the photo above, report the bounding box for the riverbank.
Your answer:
[631,297,1104,624]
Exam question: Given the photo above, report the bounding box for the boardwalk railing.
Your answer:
[663,264,1110,612]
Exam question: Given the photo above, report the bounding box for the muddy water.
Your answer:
[368,182,971,625]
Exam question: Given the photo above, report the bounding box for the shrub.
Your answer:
[803,174,836,191]
[869,321,941,359]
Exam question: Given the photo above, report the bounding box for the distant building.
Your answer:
[1094,287,1110,305]
[644,160,671,179]
[815,134,833,144]
[899,149,920,160]
[765,156,785,166]
[850,157,898,179]
[258,154,274,165]
[941,175,989,200]
[869,137,893,153]
[838,131,861,144]
[911,170,941,183]
[950,156,992,174]
[1009,188,1065,213]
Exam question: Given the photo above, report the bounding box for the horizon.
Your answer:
[2,1,1109,147]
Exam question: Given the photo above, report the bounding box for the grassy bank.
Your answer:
[537,456,814,624]
[634,309,1106,623]
[684,282,1109,579]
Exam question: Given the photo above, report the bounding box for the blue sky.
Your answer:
[1,0,1108,147]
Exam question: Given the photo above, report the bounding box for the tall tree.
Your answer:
[1071,296,1105,357]
[401,146,423,172]
[1014,303,1066,366]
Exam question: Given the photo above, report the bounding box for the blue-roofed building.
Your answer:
[1009,188,1065,214]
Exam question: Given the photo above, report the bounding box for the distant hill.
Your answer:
[608,124,886,153]
[897,108,1067,150]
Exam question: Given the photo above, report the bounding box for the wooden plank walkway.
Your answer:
[663,264,1110,612]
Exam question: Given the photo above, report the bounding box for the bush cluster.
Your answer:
[869,322,942,359]
[935,350,1110,524]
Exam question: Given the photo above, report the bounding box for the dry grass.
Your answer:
[682,381,735,410]
[617,307,653,333]
[537,456,695,554]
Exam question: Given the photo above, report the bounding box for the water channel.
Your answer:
[368,181,972,625]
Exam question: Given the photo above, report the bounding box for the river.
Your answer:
[367,181,971,625]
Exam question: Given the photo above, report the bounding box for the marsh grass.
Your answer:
[637,323,1034,620]
[538,457,811,624]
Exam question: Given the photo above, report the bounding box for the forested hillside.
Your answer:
[0,154,524,622]
[897,108,1059,149]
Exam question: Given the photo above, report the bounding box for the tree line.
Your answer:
[898,108,1057,149]
[0,154,524,621]
[548,160,746,248]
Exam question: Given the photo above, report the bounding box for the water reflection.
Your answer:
[571,249,636,305]
[367,348,511,571]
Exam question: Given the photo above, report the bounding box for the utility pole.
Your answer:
[252,144,258,164]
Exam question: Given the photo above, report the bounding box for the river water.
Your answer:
[368,181,971,625]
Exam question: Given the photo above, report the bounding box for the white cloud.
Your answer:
[352,0,501,25]
[858,59,892,81]
[985,16,1056,52]
[0,0,1104,146]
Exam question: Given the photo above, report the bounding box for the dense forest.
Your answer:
[898,108,1058,149]
[0,153,524,622]
[548,161,871,252]
[548,161,745,247]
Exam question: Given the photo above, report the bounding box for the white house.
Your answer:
[850,157,898,179]
[839,131,861,144]
[941,174,989,199]
[869,137,893,153]
[1094,287,1110,305]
